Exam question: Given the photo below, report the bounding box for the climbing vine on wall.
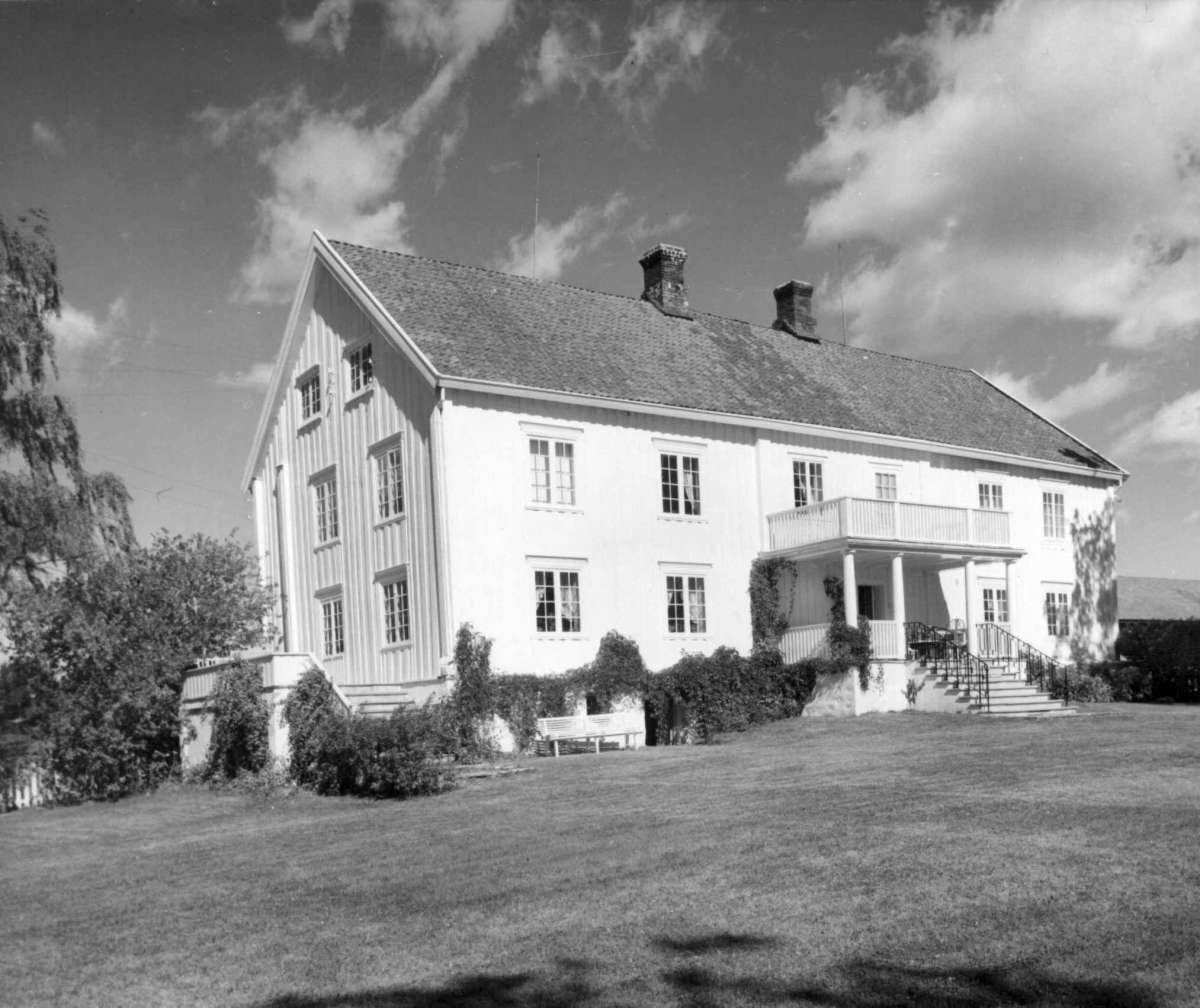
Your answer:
[822,575,874,689]
[748,556,801,651]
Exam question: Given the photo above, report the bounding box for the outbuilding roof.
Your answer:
[1119,577,1200,622]
[328,240,1122,475]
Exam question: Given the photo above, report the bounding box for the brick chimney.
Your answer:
[639,243,692,319]
[772,280,818,341]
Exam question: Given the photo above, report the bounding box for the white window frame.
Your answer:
[317,588,345,659]
[978,481,1005,511]
[370,436,405,524]
[311,468,339,546]
[874,470,898,501]
[345,342,374,398]
[660,562,712,637]
[297,367,322,426]
[1042,490,1066,539]
[1043,585,1071,637]
[521,421,582,511]
[377,567,411,648]
[528,555,586,637]
[791,457,825,509]
[981,584,1009,624]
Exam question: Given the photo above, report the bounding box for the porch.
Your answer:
[764,496,1024,659]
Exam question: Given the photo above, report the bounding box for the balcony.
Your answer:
[766,497,1011,553]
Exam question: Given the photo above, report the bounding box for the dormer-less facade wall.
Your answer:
[249,265,446,699]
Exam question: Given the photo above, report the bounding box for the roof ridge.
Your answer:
[329,238,984,378]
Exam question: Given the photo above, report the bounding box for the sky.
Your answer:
[1,0,1197,578]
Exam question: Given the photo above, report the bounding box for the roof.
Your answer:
[1119,577,1200,622]
[327,240,1123,475]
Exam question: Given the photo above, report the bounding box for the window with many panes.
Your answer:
[299,372,321,421]
[321,596,345,657]
[529,439,575,505]
[666,575,707,634]
[347,343,373,395]
[874,471,898,501]
[374,443,404,521]
[314,473,339,543]
[661,454,701,515]
[982,587,1009,624]
[534,570,581,633]
[978,483,1004,510]
[793,460,824,508]
[1042,491,1065,538]
[381,577,410,646]
[1044,590,1069,637]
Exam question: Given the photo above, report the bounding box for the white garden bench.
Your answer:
[535,712,644,756]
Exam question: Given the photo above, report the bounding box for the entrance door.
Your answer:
[857,585,879,620]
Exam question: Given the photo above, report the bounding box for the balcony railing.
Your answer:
[767,497,1010,552]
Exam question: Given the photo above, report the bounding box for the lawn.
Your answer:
[2,705,1199,1007]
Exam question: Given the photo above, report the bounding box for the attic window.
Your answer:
[298,370,321,422]
[347,343,373,395]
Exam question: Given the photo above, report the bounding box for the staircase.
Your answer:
[905,621,1076,717]
[339,683,415,719]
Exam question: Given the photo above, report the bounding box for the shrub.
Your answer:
[491,674,570,752]
[451,624,496,760]
[281,666,348,789]
[348,705,458,799]
[1116,621,1200,701]
[204,661,270,780]
[569,630,649,713]
[1089,661,1153,702]
[646,647,818,744]
[1047,664,1114,704]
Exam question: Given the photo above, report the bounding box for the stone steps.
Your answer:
[918,668,1075,718]
[339,685,415,719]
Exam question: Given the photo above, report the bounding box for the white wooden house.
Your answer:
[230,234,1123,722]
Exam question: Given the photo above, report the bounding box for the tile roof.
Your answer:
[329,240,1122,474]
[1119,577,1200,621]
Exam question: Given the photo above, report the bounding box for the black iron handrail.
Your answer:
[904,621,990,711]
[974,623,1068,702]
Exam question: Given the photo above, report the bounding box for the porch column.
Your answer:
[842,550,858,625]
[964,558,978,655]
[891,553,906,628]
[1004,559,1016,641]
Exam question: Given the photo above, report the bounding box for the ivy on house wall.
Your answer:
[748,556,800,651]
[822,575,874,690]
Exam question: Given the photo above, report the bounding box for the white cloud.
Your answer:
[214,361,275,391]
[1114,389,1200,458]
[282,0,354,54]
[31,120,64,156]
[47,296,129,354]
[199,0,512,304]
[432,105,468,192]
[983,361,1135,423]
[789,0,1200,353]
[495,194,628,280]
[520,2,728,122]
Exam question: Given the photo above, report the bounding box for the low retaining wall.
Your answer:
[179,652,348,769]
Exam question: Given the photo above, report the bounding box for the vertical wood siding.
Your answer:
[253,266,442,687]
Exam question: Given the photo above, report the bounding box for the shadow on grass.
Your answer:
[255,935,1163,1008]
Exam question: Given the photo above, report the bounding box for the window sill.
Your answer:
[374,514,407,530]
[323,653,345,662]
[298,416,322,434]
[533,633,587,642]
[345,385,374,409]
[526,503,583,515]
[658,514,707,525]
[666,633,709,641]
[382,640,412,654]
[314,539,342,553]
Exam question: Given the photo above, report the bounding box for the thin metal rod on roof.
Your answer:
[533,152,541,280]
[837,241,848,344]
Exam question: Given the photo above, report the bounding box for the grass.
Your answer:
[2,705,1200,1007]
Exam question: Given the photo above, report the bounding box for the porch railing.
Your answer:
[766,497,1011,552]
[904,620,991,711]
[780,620,906,662]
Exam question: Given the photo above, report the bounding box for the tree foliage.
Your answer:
[0,211,133,594]
[2,532,274,801]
